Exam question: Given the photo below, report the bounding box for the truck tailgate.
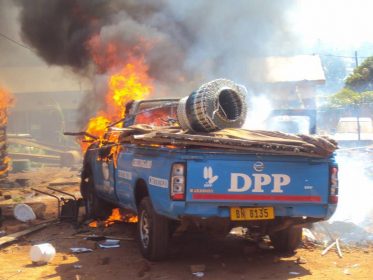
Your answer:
[186,158,329,204]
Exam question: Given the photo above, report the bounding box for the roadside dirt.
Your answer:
[1,168,373,280]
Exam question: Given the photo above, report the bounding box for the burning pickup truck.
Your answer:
[78,79,338,260]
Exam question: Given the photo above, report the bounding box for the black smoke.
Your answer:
[17,0,110,70]
[17,0,296,82]
[15,0,297,126]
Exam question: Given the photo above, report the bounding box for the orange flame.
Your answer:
[0,156,11,176]
[0,87,14,176]
[88,208,138,228]
[0,87,13,126]
[82,58,152,151]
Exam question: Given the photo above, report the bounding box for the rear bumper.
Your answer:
[158,201,337,221]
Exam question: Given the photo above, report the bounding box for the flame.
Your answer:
[88,208,138,228]
[0,87,13,126]
[88,220,98,228]
[82,58,152,152]
[0,156,11,176]
[0,87,14,176]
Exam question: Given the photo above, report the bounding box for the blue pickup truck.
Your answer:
[80,98,338,261]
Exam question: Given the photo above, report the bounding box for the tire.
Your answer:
[82,171,112,219]
[269,226,302,254]
[177,79,248,132]
[137,197,169,261]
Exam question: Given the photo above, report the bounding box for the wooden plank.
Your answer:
[135,134,317,154]
[129,137,323,158]
[119,128,335,157]
[0,223,48,247]
[151,131,315,148]
[49,178,80,186]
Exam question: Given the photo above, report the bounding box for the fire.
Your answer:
[88,208,138,228]
[0,156,11,177]
[82,59,152,151]
[0,87,13,126]
[0,87,14,176]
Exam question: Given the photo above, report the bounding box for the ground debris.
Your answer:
[70,247,93,254]
[98,239,120,248]
[0,222,49,247]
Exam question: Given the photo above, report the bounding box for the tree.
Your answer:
[329,88,373,107]
[328,56,373,107]
[345,56,373,92]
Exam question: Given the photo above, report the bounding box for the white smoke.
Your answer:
[243,96,273,130]
[330,151,373,226]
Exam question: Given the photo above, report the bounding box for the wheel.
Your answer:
[82,171,112,219]
[269,226,302,254]
[137,197,169,261]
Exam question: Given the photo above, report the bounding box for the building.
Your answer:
[0,66,91,147]
[247,55,326,109]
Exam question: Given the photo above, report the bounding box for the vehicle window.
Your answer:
[134,102,178,126]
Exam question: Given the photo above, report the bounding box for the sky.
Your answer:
[291,0,373,53]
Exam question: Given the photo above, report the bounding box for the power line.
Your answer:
[313,53,371,59]
[0,31,34,52]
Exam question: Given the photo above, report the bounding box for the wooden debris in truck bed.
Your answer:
[116,125,338,158]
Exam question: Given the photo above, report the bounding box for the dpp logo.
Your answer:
[203,166,218,187]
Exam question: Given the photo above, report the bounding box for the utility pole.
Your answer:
[355,50,361,142]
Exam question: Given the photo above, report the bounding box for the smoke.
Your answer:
[331,151,373,226]
[243,95,273,130]
[15,0,296,125]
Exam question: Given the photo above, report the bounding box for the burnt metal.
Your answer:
[64,131,98,140]
[31,187,83,224]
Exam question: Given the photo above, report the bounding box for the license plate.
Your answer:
[230,207,274,221]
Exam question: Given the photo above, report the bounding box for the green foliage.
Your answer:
[361,91,373,103]
[329,88,361,107]
[327,56,373,108]
[329,89,373,107]
[345,56,373,92]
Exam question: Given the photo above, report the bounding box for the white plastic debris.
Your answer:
[192,272,205,278]
[73,264,82,269]
[289,272,300,275]
[70,248,93,254]
[99,239,120,248]
[14,204,36,222]
[29,243,56,264]
[302,228,317,242]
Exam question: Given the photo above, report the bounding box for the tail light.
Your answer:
[170,163,186,200]
[329,166,338,204]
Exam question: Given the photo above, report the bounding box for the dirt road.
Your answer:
[1,221,372,280]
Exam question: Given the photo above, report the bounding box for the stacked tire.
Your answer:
[177,79,248,132]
